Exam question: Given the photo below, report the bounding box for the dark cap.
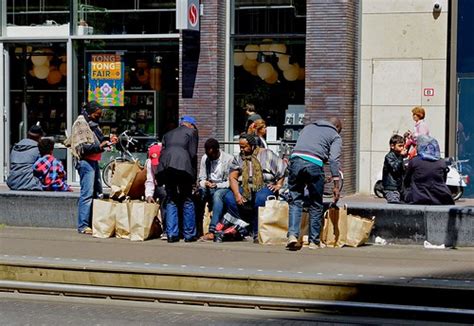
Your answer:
[28,124,45,136]
[85,101,103,114]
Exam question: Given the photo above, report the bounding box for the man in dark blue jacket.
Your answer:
[286,118,342,250]
[7,125,44,191]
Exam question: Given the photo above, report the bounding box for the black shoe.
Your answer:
[184,237,197,243]
[167,236,179,243]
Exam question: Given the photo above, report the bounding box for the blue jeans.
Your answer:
[287,157,324,244]
[164,170,196,241]
[199,187,229,233]
[76,160,102,232]
[224,186,274,237]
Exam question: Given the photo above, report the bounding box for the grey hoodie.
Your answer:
[6,138,42,191]
[292,120,342,177]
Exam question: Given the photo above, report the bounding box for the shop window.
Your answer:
[74,40,179,168]
[234,0,306,35]
[7,0,69,26]
[8,43,68,169]
[231,1,306,141]
[77,1,176,35]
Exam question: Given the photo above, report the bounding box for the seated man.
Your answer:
[224,133,287,242]
[7,125,44,191]
[198,138,234,241]
[33,138,71,191]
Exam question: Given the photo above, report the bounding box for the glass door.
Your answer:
[1,45,10,181]
[6,42,68,171]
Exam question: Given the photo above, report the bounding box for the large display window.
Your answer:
[231,0,306,141]
[6,42,68,169]
[74,40,179,169]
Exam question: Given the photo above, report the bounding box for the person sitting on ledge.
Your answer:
[33,138,71,192]
[6,125,44,191]
[403,135,454,205]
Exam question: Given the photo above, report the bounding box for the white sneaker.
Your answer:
[286,235,298,250]
[308,242,326,249]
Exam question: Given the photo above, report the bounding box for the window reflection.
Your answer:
[7,0,70,26]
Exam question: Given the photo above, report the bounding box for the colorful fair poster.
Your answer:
[88,53,124,106]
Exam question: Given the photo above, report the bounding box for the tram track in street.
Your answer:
[1,280,474,323]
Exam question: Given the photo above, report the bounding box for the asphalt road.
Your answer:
[0,293,467,326]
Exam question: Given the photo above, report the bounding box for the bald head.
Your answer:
[329,117,342,133]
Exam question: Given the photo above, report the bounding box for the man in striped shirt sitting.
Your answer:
[224,133,287,243]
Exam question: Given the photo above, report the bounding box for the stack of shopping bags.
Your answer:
[92,161,161,241]
[258,197,375,247]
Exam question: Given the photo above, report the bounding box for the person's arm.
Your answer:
[229,169,245,205]
[403,160,414,189]
[188,129,198,171]
[145,160,156,203]
[386,153,403,173]
[328,135,342,203]
[266,151,287,192]
[198,155,207,188]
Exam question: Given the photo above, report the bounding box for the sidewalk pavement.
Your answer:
[1,226,474,284]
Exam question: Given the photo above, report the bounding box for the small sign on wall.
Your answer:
[176,0,200,31]
[423,88,435,96]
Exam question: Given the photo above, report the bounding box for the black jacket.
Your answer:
[403,157,454,205]
[157,125,198,180]
[382,151,404,191]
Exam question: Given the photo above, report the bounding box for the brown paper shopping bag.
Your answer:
[321,205,348,248]
[127,166,147,199]
[258,196,289,245]
[92,199,116,238]
[114,202,131,239]
[345,214,375,247]
[128,201,160,241]
[110,161,142,199]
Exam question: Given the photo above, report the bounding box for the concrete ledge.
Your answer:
[344,201,474,247]
[0,191,77,229]
[0,190,473,246]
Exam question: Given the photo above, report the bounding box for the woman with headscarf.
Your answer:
[403,135,454,205]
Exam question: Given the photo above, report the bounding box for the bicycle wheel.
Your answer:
[102,158,127,188]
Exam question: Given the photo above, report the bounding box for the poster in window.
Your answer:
[88,53,125,106]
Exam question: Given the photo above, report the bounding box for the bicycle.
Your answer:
[102,130,140,187]
[277,140,344,198]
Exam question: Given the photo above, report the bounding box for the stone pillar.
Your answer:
[179,0,226,157]
[305,0,359,193]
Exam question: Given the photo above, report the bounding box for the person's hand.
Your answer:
[401,148,408,156]
[333,187,340,204]
[267,183,281,193]
[146,196,156,204]
[235,193,246,205]
[110,134,118,144]
[99,140,111,150]
[205,181,217,189]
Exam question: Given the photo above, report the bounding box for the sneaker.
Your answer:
[79,227,92,235]
[199,233,215,242]
[286,235,298,250]
[308,242,326,250]
[160,233,168,241]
